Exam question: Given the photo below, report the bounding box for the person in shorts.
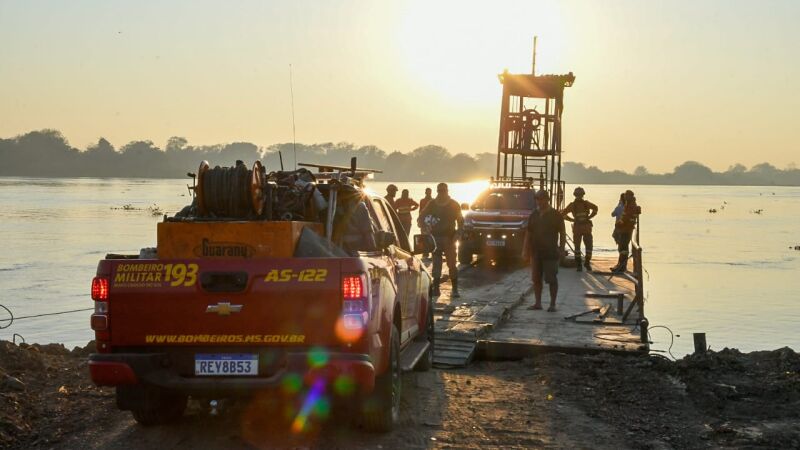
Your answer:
[524,190,566,312]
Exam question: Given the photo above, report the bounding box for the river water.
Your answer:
[1,177,798,357]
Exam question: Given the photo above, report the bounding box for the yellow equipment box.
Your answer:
[156,221,323,259]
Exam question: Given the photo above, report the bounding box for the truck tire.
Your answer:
[361,324,401,432]
[118,385,187,426]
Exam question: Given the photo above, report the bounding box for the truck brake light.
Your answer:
[91,277,109,301]
[339,274,369,337]
[342,275,363,299]
[91,276,111,351]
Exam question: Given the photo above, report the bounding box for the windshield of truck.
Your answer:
[472,190,535,210]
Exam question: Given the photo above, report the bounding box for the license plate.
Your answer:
[195,353,258,376]
[487,239,505,247]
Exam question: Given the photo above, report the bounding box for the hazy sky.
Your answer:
[1,0,798,172]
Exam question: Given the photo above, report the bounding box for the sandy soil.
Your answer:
[2,340,799,450]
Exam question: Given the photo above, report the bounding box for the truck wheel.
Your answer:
[118,385,187,426]
[361,324,401,432]
[458,247,472,265]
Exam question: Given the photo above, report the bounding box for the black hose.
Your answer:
[201,163,253,218]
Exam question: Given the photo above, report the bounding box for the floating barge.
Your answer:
[431,41,649,366]
[479,255,648,359]
[430,253,648,367]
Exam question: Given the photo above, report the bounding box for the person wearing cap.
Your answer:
[524,190,566,312]
[612,190,640,273]
[561,186,598,272]
[385,184,398,209]
[394,189,419,237]
[418,183,463,298]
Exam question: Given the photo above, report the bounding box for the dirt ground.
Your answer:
[2,340,799,450]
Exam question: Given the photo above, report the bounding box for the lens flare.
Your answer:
[333,374,356,396]
[335,316,364,343]
[290,378,327,434]
[281,373,302,394]
[307,347,329,368]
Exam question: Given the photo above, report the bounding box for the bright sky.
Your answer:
[1,0,798,172]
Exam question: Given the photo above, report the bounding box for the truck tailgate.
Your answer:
[103,258,345,347]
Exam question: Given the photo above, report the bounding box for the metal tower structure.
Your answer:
[494,46,575,209]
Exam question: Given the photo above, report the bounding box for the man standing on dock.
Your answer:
[384,184,398,209]
[419,187,433,215]
[418,183,463,298]
[561,187,598,272]
[394,189,419,237]
[525,190,566,312]
[612,190,640,273]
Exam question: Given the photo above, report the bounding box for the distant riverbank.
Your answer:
[2,174,799,188]
[3,130,800,185]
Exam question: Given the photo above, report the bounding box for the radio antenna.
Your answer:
[289,64,297,170]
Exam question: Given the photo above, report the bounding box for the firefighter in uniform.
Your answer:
[613,190,640,273]
[561,187,598,272]
[418,183,463,298]
[393,189,419,237]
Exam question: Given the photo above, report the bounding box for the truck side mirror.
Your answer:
[460,203,469,211]
[376,230,396,250]
[413,234,436,255]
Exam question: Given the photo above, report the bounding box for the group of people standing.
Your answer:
[384,183,463,299]
[382,182,640,313]
[525,187,640,312]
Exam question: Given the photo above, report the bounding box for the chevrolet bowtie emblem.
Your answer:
[206,302,243,316]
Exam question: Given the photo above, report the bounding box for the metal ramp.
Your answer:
[432,337,477,368]
[429,268,531,368]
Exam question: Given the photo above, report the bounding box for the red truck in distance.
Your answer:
[459,181,536,264]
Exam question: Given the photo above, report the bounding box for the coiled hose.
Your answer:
[200,163,253,218]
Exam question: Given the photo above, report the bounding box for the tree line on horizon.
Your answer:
[1,129,798,186]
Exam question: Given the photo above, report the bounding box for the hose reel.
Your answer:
[193,160,321,221]
[195,160,267,218]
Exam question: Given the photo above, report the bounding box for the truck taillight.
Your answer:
[91,276,111,352]
[340,274,369,335]
[91,277,109,301]
[342,276,363,299]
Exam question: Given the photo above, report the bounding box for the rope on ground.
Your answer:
[0,303,13,329]
[647,324,677,361]
[0,303,94,329]
[649,352,673,362]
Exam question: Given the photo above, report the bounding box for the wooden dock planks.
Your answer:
[477,256,648,359]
